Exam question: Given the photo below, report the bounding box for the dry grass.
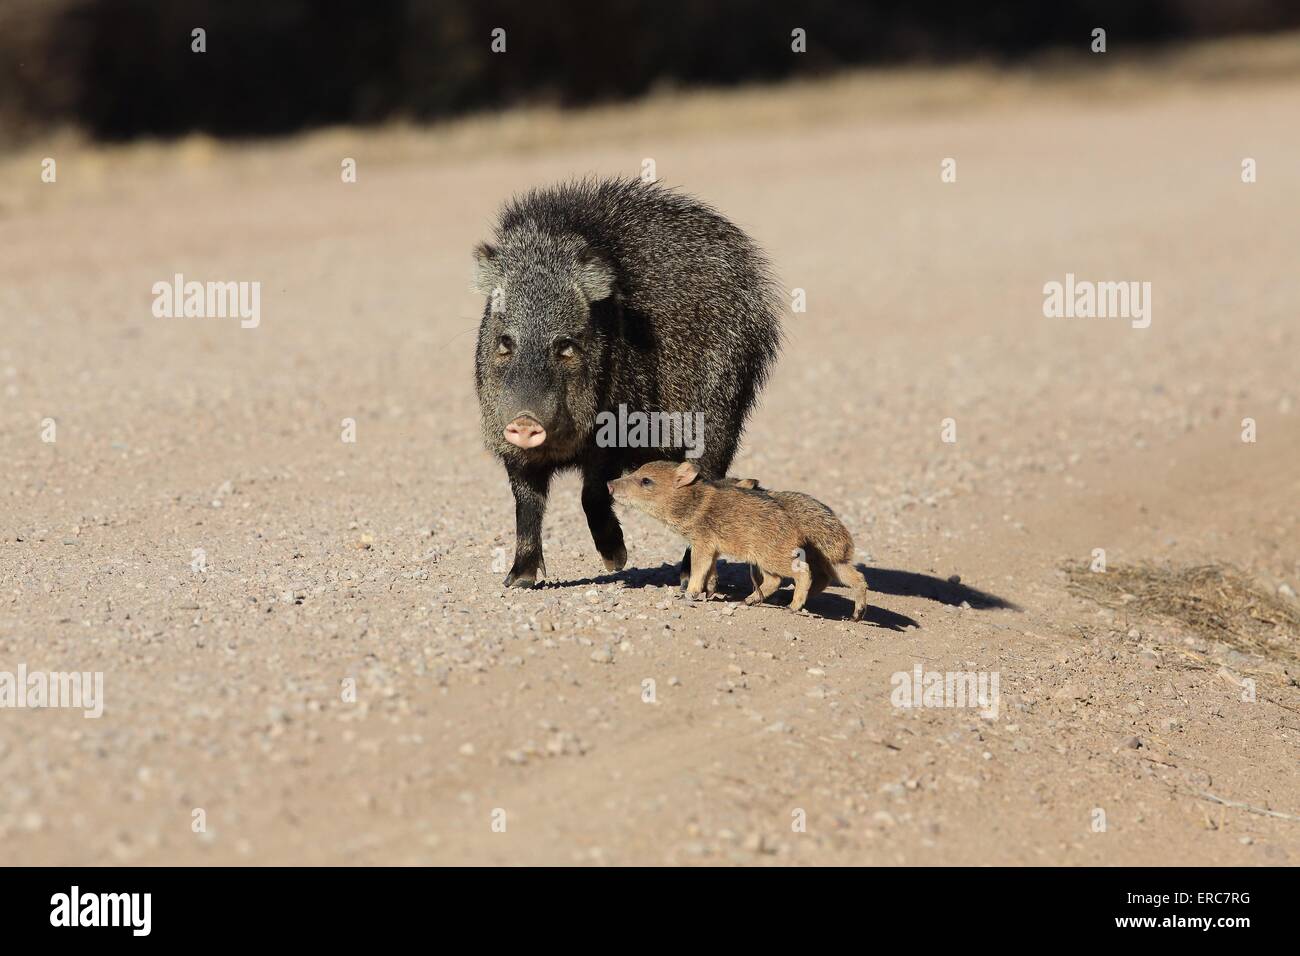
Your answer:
[1066,562,1300,667]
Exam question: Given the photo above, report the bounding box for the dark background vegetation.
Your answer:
[2,0,1299,143]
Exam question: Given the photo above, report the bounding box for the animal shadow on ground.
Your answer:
[554,561,1015,632]
[861,567,1019,611]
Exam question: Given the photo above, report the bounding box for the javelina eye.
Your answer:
[496,335,513,356]
[640,477,653,487]
[555,339,578,359]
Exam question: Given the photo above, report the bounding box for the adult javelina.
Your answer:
[473,178,781,587]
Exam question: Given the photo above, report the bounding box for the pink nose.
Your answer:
[504,416,547,449]
[606,481,614,493]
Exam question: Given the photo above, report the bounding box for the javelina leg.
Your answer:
[504,464,552,587]
[581,460,627,572]
[678,546,719,593]
[685,546,718,599]
[808,552,833,600]
[744,569,784,605]
[835,563,870,622]
[788,565,814,613]
[678,441,734,590]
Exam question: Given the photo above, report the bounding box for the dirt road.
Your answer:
[2,52,1298,864]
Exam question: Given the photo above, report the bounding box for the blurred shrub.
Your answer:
[3,0,1299,142]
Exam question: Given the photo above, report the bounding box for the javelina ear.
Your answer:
[734,478,760,490]
[473,242,503,297]
[574,246,616,303]
[673,461,700,488]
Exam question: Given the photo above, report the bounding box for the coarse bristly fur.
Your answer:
[610,461,868,621]
[473,177,782,587]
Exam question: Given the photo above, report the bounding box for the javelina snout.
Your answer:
[503,414,547,449]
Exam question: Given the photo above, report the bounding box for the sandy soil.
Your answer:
[2,50,1298,865]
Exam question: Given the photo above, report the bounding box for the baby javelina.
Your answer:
[609,461,867,620]
[727,477,867,608]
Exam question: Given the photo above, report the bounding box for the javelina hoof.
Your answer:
[504,559,546,588]
[601,544,627,572]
